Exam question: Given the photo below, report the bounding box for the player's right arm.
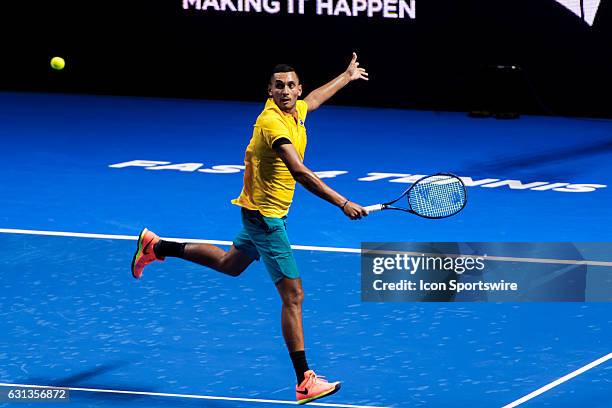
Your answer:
[274,141,368,220]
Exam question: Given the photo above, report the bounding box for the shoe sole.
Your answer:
[297,383,341,405]
[131,228,147,279]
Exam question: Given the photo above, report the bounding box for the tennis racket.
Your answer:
[364,173,467,219]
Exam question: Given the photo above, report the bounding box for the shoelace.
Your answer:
[307,373,329,384]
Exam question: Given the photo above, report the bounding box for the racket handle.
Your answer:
[364,204,384,213]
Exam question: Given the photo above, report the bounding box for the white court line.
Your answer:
[2,228,612,266]
[0,382,387,408]
[502,352,612,408]
[0,228,361,254]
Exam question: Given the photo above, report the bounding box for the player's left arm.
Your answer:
[303,52,368,112]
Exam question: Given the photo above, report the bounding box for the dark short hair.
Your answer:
[269,64,300,84]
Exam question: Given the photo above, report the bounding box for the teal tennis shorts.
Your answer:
[233,208,300,283]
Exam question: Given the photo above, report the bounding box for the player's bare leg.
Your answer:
[131,228,254,279]
[276,277,341,404]
[182,244,254,277]
[276,278,305,352]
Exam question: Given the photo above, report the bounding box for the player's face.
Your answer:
[268,72,302,113]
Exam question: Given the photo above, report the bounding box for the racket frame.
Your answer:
[367,173,468,219]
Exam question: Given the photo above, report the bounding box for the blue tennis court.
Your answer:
[0,91,610,407]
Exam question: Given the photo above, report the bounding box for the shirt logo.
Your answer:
[299,119,304,126]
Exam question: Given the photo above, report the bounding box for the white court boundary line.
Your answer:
[0,382,388,408]
[2,228,612,267]
[0,228,360,254]
[502,352,612,407]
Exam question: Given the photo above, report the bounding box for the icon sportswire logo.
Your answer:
[109,160,608,193]
[555,0,601,26]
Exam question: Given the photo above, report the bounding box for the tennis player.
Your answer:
[132,53,369,405]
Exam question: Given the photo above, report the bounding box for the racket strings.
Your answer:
[408,175,466,218]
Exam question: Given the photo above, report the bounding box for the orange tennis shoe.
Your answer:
[296,370,341,405]
[131,228,164,279]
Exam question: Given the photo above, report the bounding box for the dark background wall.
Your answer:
[2,0,611,117]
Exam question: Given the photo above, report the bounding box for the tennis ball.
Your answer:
[50,57,65,71]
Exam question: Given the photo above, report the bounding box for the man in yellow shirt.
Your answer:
[132,53,369,404]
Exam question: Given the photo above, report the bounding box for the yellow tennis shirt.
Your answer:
[232,98,308,218]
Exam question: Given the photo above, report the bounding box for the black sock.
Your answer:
[290,350,310,384]
[154,240,186,258]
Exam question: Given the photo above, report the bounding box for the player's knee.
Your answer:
[282,284,303,306]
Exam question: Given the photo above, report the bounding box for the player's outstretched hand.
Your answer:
[342,201,369,220]
[346,52,369,82]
